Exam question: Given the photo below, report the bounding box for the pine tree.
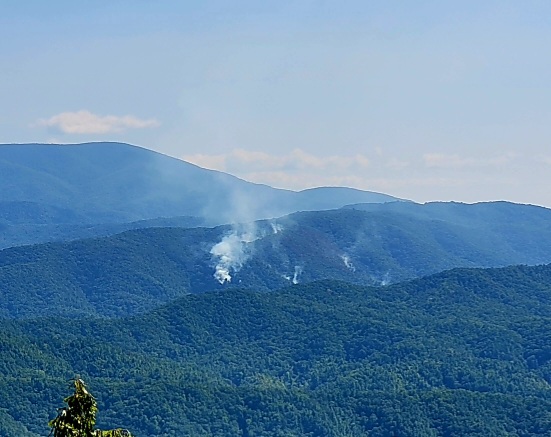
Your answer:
[49,378,133,437]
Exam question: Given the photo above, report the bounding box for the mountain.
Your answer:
[2,203,551,319]
[0,213,208,250]
[0,142,401,248]
[344,199,551,228]
[342,200,551,261]
[2,263,551,436]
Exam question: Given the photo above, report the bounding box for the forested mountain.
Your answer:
[0,142,400,248]
[0,212,207,250]
[2,263,551,436]
[344,199,551,229]
[4,143,551,436]
[2,204,551,319]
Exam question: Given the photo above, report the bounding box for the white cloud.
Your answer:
[242,171,370,190]
[183,153,228,171]
[241,171,471,193]
[385,158,410,170]
[35,110,160,134]
[423,153,469,168]
[423,152,518,169]
[182,148,370,175]
[182,148,373,192]
[540,156,551,166]
[180,146,538,204]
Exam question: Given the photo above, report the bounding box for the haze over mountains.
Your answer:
[2,142,551,319]
[3,142,551,435]
[0,142,398,222]
[0,142,405,249]
[3,199,551,319]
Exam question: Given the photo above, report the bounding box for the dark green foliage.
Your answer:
[2,264,551,435]
[49,379,99,436]
[3,204,551,318]
[48,379,133,437]
[0,212,207,250]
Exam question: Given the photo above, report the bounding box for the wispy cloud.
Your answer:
[183,148,371,191]
[35,110,160,134]
[183,148,370,173]
[423,152,518,169]
[181,147,533,204]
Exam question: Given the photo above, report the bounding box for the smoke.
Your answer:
[292,266,303,284]
[210,224,257,284]
[380,271,391,286]
[270,222,284,234]
[210,220,285,284]
[281,265,302,284]
[208,183,268,284]
[340,254,355,272]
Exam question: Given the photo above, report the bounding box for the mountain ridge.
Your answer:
[2,262,551,435]
[3,202,551,319]
[0,142,401,224]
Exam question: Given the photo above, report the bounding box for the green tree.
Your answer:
[49,378,133,437]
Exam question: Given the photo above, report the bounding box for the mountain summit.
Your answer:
[0,142,401,226]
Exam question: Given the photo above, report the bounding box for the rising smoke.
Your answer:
[210,224,257,284]
[292,265,303,284]
[210,220,285,284]
[380,271,391,286]
[340,254,356,272]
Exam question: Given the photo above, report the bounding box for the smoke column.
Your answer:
[340,254,356,272]
[210,225,257,284]
[210,221,285,284]
[292,266,302,284]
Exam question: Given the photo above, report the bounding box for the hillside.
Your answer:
[2,264,551,435]
[0,213,207,250]
[0,143,400,248]
[344,200,551,228]
[2,204,551,319]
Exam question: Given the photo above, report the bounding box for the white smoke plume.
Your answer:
[340,254,356,272]
[292,266,303,285]
[270,222,284,234]
[210,221,285,284]
[210,224,257,284]
[380,271,391,286]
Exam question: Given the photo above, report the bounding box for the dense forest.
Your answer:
[4,205,551,319]
[2,264,551,435]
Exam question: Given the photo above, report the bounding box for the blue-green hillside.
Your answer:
[0,142,400,248]
[2,204,551,319]
[2,264,551,435]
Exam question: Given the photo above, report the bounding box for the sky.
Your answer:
[1,1,551,206]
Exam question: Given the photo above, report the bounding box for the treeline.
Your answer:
[2,265,551,435]
[5,205,551,319]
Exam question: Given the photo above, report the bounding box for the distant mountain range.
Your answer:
[4,142,551,436]
[3,142,551,320]
[0,142,400,248]
[2,202,551,319]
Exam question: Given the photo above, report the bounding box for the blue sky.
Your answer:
[2,1,551,205]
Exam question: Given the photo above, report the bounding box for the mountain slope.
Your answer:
[3,264,551,435]
[0,212,207,250]
[0,142,400,227]
[2,203,551,318]
[345,199,551,229]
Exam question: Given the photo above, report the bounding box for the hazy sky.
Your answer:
[2,1,550,205]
